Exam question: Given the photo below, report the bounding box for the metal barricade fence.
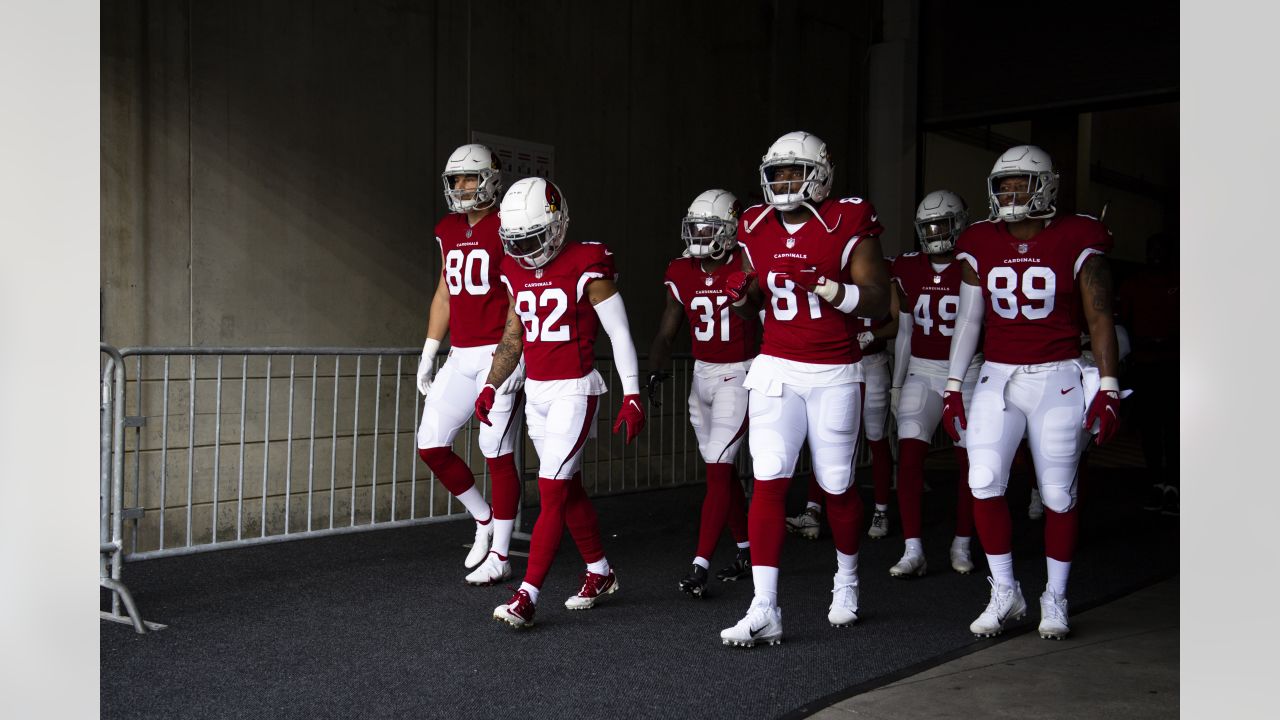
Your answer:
[105,347,718,566]
[99,344,926,630]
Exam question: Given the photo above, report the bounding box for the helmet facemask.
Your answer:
[499,219,568,270]
[914,215,964,254]
[681,216,736,260]
[442,168,501,213]
[987,169,1058,222]
[760,160,830,212]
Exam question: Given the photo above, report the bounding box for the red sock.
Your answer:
[1044,506,1079,562]
[418,447,476,498]
[869,438,893,506]
[896,439,928,539]
[748,477,790,568]
[727,465,749,543]
[953,447,974,537]
[804,473,824,508]
[564,472,605,565]
[824,486,864,555]
[695,463,735,560]
[972,495,1012,555]
[524,478,570,589]
[486,453,520,521]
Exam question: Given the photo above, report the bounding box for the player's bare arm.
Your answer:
[648,292,685,374]
[426,269,451,341]
[1079,254,1120,379]
[845,236,891,318]
[729,249,763,318]
[483,303,524,388]
[872,284,901,339]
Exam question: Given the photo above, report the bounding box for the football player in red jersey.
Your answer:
[717,131,890,646]
[784,270,898,542]
[942,146,1122,640]
[477,177,646,629]
[414,144,525,585]
[647,189,759,598]
[887,190,982,578]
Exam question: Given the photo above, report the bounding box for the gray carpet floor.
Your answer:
[102,464,1178,719]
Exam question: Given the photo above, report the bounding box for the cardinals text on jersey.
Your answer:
[664,249,760,363]
[738,197,883,364]
[435,212,510,347]
[955,215,1112,365]
[499,241,618,381]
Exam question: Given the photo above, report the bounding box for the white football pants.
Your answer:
[416,344,524,458]
[965,360,1088,513]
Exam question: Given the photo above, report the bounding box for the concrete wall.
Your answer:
[102,0,879,352]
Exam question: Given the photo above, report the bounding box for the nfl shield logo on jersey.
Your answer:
[933,275,942,284]
[535,268,543,279]
[1017,243,1029,254]
[704,276,714,286]
[785,237,796,248]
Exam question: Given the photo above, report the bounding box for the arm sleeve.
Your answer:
[593,292,641,395]
[946,282,985,381]
[892,311,913,388]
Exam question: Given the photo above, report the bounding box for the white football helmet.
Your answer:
[681,189,741,260]
[758,131,833,212]
[987,145,1058,222]
[442,143,503,213]
[498,177,569,269]
[914,190,969,255]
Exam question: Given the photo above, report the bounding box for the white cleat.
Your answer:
[721,596,783,647]
[464,551,511,586]
[889,549,927,578]
[949,539,975,575]
[867,510,890,539]
[828,574,860,626]
[785,508,822,541]
[1027,488,1044,521]
[464,518,494,569]
[1038,589,1071,640]
[970,577,1027,637]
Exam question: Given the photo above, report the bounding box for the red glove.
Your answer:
[474,384,497,426]
[612,394,646,444]
[1084,389,1121,445]
[724,270,756,304]
[940,382,967,442]
[774,260,825,293]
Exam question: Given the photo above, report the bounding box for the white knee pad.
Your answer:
[894,381,934,442]
[1039,483,1077,513]
[966,453,1007,499]
[814,463,853,495]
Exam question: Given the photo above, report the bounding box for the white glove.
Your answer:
[857,331,875,350]
[890,386,902,416]
[416,338,441,396]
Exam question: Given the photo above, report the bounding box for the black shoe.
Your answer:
[679,564,709,597]
[715,549,751,582]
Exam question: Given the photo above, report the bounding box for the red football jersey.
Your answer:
[738,197,883,365]
[499,241,618,382]
[955,215,1113,365]
[891,251,967,361]
[435,212,509,348]
[663,249,760,363]
[856,257,895,355]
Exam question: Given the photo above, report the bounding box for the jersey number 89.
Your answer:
[987,266,1055,320]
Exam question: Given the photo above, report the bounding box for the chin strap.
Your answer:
[744,201,842,235]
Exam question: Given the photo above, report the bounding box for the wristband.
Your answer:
[1100,376,1120,392]
[814,279,860,314]
[945,378,963,393]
